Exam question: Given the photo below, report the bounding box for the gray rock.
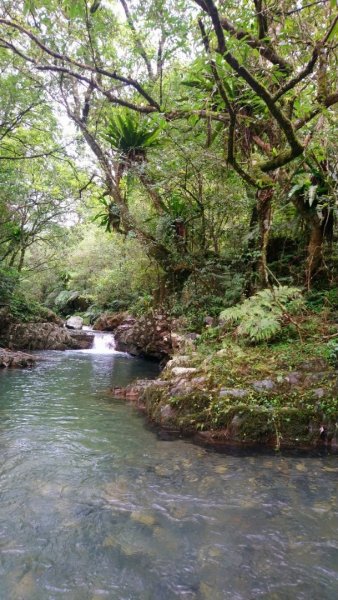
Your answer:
[66,316,83,330]
[252,379,276,391]
[67,330,94,349]
[313,388,326,399]
[7,322,80,351]
[299,359,328,372]
[160,404,176,421]
[204,316,215,327]
[219,388,249,399]
[304,371,331,385]
[114,312,173,360]
[284,371,302,385]
[165,355,192,370]
[171,367,198,377]
[190,376,207,386]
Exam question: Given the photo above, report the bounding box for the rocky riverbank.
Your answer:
[0,348,36,368]
[0,307,94,352]
[93,311,178,361]
[110,314,338,451]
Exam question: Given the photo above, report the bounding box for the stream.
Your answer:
[0,339,337,599]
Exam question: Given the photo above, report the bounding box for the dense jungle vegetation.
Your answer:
[0,0,337,334]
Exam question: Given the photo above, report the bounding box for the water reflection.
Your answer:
[0,351,337,599]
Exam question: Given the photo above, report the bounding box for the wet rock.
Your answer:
[219,388,249,398]
[130,511,156,527]
[0,348,36,368]
[67,330,94,349]
[251,378,276,391]
[111,387,126,399]
[66,316,83,330]
[125,386,144,402]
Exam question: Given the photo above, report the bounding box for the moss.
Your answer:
[137,309,338,449]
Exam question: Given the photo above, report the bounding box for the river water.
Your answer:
[0,344,337,599]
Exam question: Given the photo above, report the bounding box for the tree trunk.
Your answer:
[244,202,259,295]
[257,187,274,287]
[305,221,324,290]
[17,246,26,272]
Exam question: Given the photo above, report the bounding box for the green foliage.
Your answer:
[0,267,19,304]
[324,339,338,364]
[129,293,154,316]
[306,288,338,312]
[220,286,304,342]
[0,266,52,321]
[169,262,245,331]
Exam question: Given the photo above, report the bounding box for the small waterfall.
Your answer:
[92,332,117,353]
[80,329,118,354]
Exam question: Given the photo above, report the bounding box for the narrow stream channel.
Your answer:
[0,345,337,599]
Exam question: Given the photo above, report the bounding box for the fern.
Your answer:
[219,286,304,342]
[104,110,160,162]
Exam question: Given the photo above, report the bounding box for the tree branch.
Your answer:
[193,0,292,73]
[0,18,160,109]
[119,0,154,81]
[193,1,304,165]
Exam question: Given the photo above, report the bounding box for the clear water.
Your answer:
[0,350,337,600]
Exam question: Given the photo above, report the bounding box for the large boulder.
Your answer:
[114,313,173,361]
[53,290,92,314]
[93,312,128,331]
[7,322,81,351]
[66,316,83,330]
[0,348,36,368]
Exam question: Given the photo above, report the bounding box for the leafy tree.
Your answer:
[0,0,337,317]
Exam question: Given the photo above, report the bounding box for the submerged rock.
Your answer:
[0,348,36,368]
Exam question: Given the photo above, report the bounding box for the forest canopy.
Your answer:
[0,0,337,326]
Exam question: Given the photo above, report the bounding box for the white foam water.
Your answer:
[92,332,117,353]
[80,330,119,354]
